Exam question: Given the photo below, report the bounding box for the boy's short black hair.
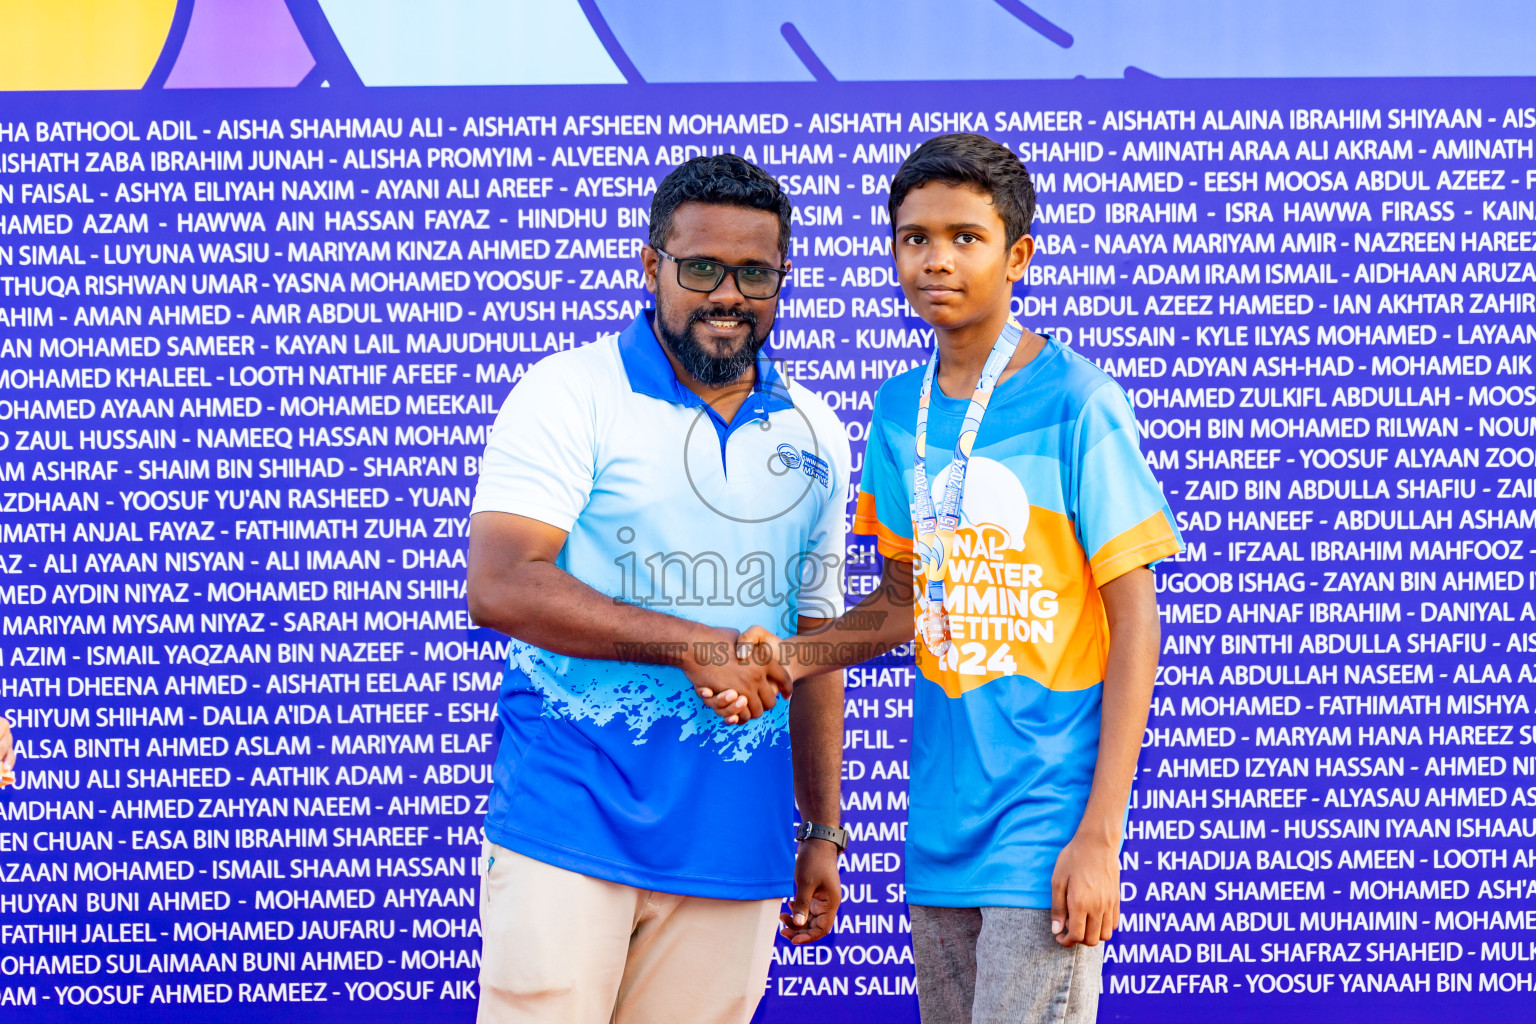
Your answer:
[887,133,1036,247]
[649,154,792,258]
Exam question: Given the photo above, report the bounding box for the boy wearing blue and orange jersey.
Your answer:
[751,134,1182,1022]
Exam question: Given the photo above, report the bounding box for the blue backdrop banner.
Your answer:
[1,42,1535,1024]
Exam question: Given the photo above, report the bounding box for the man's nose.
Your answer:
[707,269,747,305]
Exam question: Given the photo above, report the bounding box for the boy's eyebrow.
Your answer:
[894,221,991,233]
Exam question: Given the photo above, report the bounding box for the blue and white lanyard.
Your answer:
[911,319,1023,655]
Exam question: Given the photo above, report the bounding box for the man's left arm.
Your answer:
[782,614,843,944]
[1050,566,1159,947]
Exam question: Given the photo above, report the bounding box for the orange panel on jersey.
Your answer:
[916,506,1108,698]
[853,491,915,561]
[1090,510,1182,587]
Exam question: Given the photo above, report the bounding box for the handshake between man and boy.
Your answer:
[1,133,1177,1024]
[689,582,911,726]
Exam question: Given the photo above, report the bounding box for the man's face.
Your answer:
[643,202,786,387]
[891,182,1033,333]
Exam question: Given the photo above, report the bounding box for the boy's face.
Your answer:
[892,182,1034,333]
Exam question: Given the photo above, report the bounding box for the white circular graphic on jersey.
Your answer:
[930,457,1029,549]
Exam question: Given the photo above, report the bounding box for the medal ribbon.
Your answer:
[911,319,1024,656]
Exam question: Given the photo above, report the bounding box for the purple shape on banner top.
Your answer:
[164,0,315,88]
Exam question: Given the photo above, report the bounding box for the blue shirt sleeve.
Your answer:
[853,386,915,561]
[1069,380,1184,586]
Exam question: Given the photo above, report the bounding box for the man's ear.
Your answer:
[1005,233,1035,284]
[641,245,660,293]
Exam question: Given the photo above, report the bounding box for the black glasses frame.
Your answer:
[654,248,788,299]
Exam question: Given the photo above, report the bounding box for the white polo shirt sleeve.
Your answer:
[471,351,598,531]
[791,390,852,623]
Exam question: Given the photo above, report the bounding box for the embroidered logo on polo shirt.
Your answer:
[800,451,830,488]
[774,443,827,488]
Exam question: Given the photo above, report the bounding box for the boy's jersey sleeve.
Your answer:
[471,355,597,531]
[853,390,916,562]
[1071,380,1185,587]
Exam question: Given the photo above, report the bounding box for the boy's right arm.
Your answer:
[753,383,917,679]
[468,511,787,723]
[742,556,915,681]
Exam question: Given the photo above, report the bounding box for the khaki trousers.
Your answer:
[477,843,780,1024]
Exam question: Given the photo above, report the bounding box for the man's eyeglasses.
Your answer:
[655,249,787,299]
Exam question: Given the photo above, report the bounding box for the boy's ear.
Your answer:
[1005,233,1035,284]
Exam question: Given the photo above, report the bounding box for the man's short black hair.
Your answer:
[649,154,792,258]
[887,133,1036,247]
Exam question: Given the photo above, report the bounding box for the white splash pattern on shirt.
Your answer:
[509,641,787,763]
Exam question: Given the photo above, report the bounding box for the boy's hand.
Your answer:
[699,629,791,723]
[684,628,789,725]
[1049,833,1119,947]
[731,625,796,697]
[738,624,808,686]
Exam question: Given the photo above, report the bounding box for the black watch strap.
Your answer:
[795,821,850,852]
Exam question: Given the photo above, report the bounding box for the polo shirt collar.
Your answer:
[617,312,793,423]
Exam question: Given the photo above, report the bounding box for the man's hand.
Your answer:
[1049,833,1119,947]
[685,627,790,725]
[779,838,840,944]
[0,716,15,786]
[468,514,789,728]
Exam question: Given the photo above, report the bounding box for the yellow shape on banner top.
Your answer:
[0,0,176,90]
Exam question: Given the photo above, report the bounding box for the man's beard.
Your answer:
[655,305,764,387]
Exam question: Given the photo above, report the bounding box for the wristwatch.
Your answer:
[795,821,851,852]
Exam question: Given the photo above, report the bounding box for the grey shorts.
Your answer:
[909,906,1103,1024]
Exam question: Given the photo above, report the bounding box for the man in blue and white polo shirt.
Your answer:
[467,155,850,1024]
